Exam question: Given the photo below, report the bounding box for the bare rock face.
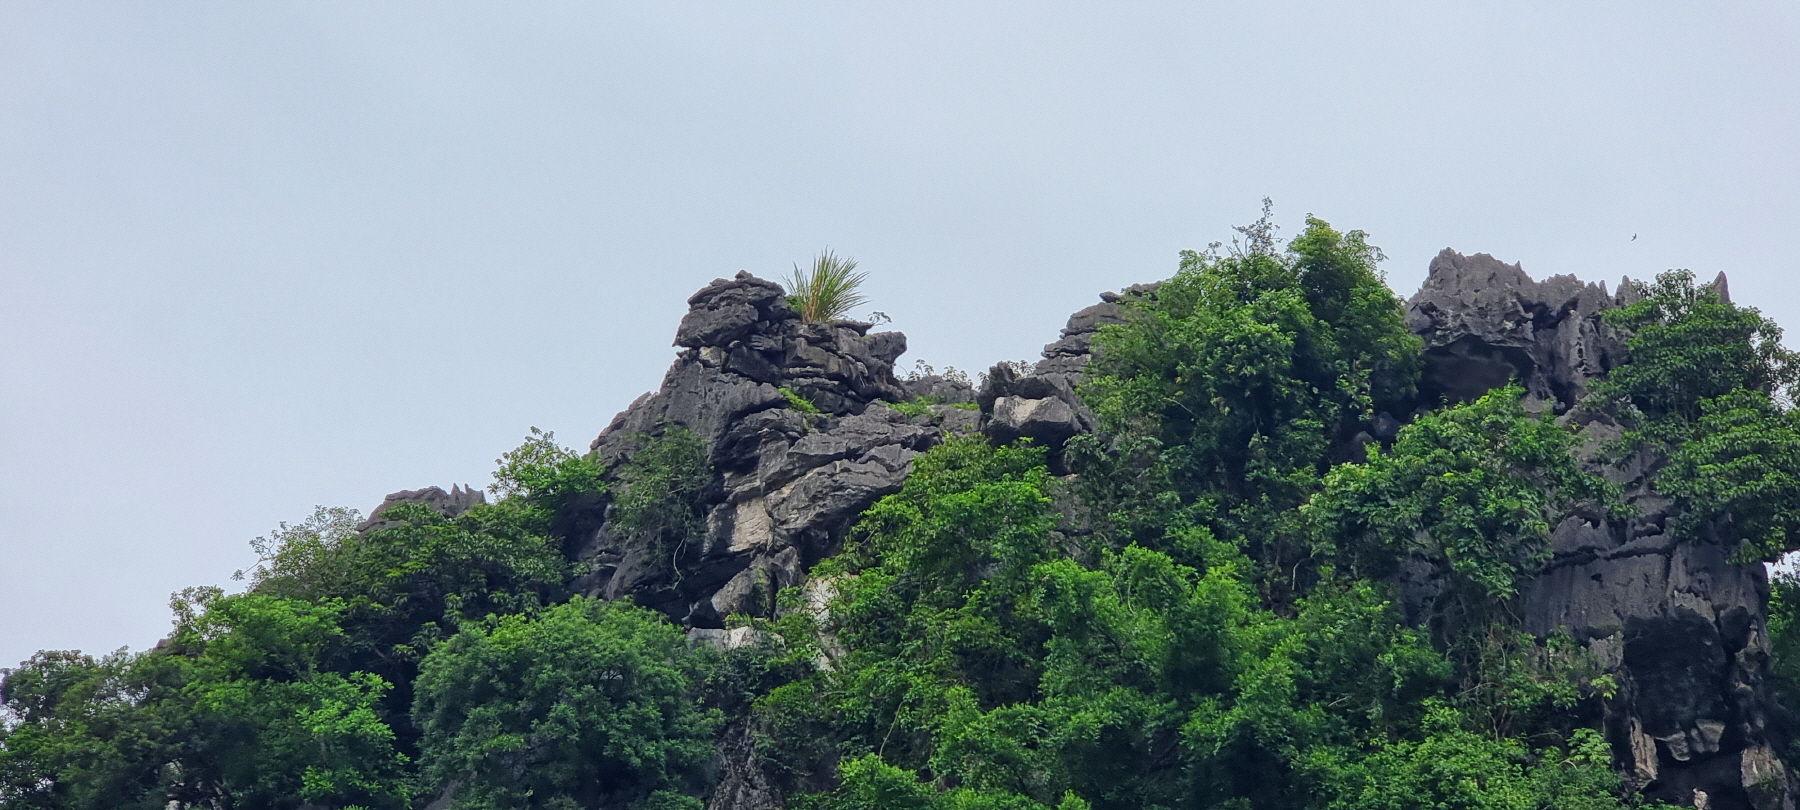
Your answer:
[1408,251,1790,810]
[1406,249,1628,412]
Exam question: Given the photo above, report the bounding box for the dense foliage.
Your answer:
[413,598,718,810]
[9,215,1800,809]
[1593,270,1800,562]
[1307,385,1617,602]
[1073,212,1421,605]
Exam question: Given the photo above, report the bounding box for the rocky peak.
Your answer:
[592,272,912,468]
[567,272,976,631]
[1407,248,1628,411]
[571,258,1783,810]
[1403,251,1783,810]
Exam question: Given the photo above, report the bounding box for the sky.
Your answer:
[3,3,1798,671]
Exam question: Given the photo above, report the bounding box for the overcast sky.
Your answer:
[3,3,1797,670]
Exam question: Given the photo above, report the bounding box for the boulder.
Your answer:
[986,395,1081,448]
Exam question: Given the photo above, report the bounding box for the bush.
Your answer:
[413,598,719,809]
[785,249,870,323]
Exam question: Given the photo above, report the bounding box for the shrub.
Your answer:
[782,387,823,414]
[785,249,870,323]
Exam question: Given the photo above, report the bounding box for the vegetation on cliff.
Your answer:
[6,215,1800,810]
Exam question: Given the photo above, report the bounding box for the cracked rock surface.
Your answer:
[566,272,973,630]
[1408,251,1788,810]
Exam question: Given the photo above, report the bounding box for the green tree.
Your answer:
[609,427,712,597]
[160,593,410,809]
[0,650,186,810]
[412,598,720,810]
[1660,390,1800,561]
[1597,269,1798,428]
[1077,210,1420,596]
[490,427,606,522]
[1597,270,1800,561]
[1304,385,1617,601]
[0,594,412,810]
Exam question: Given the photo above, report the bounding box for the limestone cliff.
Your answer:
[365,254,1788,809]
[1403,251,1787,810]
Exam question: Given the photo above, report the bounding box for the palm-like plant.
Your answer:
[783,249,869,323]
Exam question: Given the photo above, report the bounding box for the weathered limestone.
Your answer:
[1409,250,1787,810]
[566,272,973,632]
[1405,249,1628,411]
[533,254,1786,810]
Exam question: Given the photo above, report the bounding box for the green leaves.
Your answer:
[785,249,871,324]
[490,427,605,516]
[1598,269,1798,427]
[412,598,719,810]
[1077,214,1420,598]
[1305,386,1616,600]
[782,386,825,414]
[1595,269,1800,561]
[610,427,712,590]
[1661,390,1800,561]
[1304,709,1629,810]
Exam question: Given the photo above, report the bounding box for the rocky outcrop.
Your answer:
[1405,249,1629,411]
[568,272,974,630]
[356,484,485,531]
[970,284,1158,467]
[1408,250,1788,810]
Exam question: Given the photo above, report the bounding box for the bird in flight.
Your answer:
[1631,233,1638,241]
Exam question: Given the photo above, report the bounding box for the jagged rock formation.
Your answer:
[1406,249,1628,411]
[356,484,485,531]
[566,272,978,629]
[1406,250,1789,810]
[972,283,1160,471]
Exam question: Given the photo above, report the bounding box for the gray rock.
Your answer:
[1405,249,1632,410]
[675,272,794,349]
[1371,411,1403,442]
[766,444,917,554]
[903,374,975,405]
[763,405,928,489]
[705,721,785,810]
[930,404,981,435]
[574,271,944,628]
[986,395,1081,448]
[867,331,907,365]
[357,484,485,531]
[591,361,788,467]
[1410,251,1778,809]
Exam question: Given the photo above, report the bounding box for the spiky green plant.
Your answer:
[783,249,869,323]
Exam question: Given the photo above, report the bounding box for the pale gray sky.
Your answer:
[4,3,1797,670]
